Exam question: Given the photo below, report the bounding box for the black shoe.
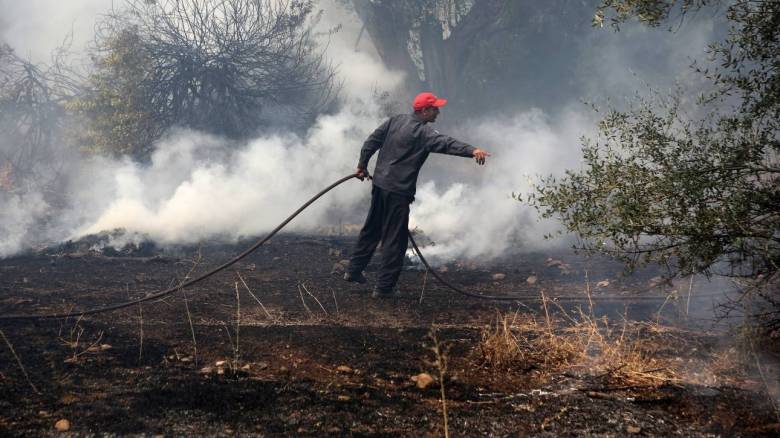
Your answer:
[371,286,400,298]
[343,271,367,284]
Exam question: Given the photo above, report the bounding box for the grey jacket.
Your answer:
[358,113,475,198]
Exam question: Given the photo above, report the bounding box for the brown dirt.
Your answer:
[0,235,777,436]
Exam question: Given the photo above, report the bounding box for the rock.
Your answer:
[54,419,70,432]
[545,258,572,274]
[336,365,353,373]
[331,259,351,274]
[596,279,610,288]
[526,275,538,285]
[411,372,435,389]
[199,367,213,374]
[215,360,227,367]
[180,356,192,363]
[99,344,112,351]
[626,425,641,434]
[337,395,351,401]
[492,273,506,281]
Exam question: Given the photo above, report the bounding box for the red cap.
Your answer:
[413,92,447,111]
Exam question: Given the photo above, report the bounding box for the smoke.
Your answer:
[408,15,722,262]
[410,107,592,260]
[0,0,404,254]
[0,0,108,63]
[0,0,723,263]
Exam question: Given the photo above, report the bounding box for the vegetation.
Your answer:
[0,44,77,195]
[532,0,779,328]
[73,0,338,159]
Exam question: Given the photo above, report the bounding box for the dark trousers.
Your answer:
[348,185,411,291]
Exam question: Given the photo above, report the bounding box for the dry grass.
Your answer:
[477,305,680,387]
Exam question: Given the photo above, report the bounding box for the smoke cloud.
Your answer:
[0,1,722,264]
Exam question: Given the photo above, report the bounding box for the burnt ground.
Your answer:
[0,234,778,436]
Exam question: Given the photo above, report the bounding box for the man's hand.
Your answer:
[472,148,491,165]
[356,167,371,181]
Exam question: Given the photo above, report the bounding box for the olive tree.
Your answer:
[532,0,778,328]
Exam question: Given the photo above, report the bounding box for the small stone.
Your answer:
[336,365,353,373]
[215,360,227,367]
[596,280,610,288]
[99,344,112,351]
[337,395,351,401]
[55,419,70,432]
[526,275,538,285]
[492,273,506,281]
[180,356,192,363]
[627,425,641,434]
[411,373,435,389]
[199,367,213,374]
[331,259,351,274]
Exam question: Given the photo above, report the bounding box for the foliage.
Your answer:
[532,1,778,321]
[0,44,77,194]
[593,0,713,28]
[68,28,160,159]
[74,0,338,159]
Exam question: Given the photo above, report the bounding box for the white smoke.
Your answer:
[0,0,722,263]
[57,1,404,246]
[0,192,49,257]
[410,107,592,260]
[77,108,385,244]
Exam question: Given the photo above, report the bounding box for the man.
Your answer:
[344,92,491,297]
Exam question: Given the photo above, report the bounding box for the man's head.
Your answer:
[413,92,447,123]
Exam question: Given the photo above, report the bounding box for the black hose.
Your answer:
[409,233,524,301]
[0,174,358,321]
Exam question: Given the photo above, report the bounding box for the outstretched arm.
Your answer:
[422,125,491,165]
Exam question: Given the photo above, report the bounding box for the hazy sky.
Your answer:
[0,0,111,63]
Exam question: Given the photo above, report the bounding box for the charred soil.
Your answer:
[1,235,778,436]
